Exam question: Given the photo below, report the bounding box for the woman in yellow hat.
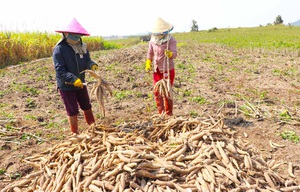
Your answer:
[145,17,178,116]
[53,18,98,134]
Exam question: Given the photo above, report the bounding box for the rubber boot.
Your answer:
[154,91,164,114]
[84,109,95,125]
[164,97,173,116]
[68,115,78,134]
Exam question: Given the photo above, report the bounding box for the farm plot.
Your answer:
[0,42,300,190]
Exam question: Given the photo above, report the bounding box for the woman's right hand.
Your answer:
[74,78,84,89]
[145,59,152,71]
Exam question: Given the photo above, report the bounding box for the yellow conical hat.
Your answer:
[151,17,173,35]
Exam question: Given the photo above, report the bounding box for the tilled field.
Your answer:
[0,42,300,191]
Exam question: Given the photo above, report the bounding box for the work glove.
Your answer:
[74,78,84,89]
[91,64,98,71]
[145,59,152,71]
[164,50,173,58]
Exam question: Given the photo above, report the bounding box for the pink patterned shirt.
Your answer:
[147,36,177,73]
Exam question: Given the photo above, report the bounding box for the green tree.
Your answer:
[191,20,199,32]
[274,15,283,25]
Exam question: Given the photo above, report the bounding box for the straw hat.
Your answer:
[55,18,90,36]
[151,17,173,35]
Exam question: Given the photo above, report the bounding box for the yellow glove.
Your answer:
[164,50,173,58]
[74,78,84,89]
[145,59,152,71]
[91,64,98,71]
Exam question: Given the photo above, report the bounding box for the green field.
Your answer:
[175,25,300,49]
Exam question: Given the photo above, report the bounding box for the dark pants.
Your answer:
[59,86,92,116]
[153,68,175,115]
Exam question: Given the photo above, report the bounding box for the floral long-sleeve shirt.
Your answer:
[147,36,177,73]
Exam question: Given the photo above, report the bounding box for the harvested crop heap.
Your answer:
[2,115,299,192]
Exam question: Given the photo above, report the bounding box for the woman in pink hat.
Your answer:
[52,18,98,134]
[145,17,178,116]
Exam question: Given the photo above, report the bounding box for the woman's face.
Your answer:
[66,33,81,41]
[155,34,164,39]
[65,33,82,44]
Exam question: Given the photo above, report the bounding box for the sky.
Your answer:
[1,0,300,37]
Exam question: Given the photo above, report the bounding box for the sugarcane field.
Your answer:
[1,27,300,191]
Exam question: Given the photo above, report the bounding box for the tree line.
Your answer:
[191,15,284,32]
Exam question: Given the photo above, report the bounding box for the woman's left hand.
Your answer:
[164,50,173,58]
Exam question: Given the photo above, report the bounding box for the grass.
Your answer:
[280,110,292,120]
[24,114,37,120]
[280,130,300,143]
[114,90,134,100]
[182,89,192,97]
[191,96,207,105]
[189,110,199,118]
[174,25,300,50]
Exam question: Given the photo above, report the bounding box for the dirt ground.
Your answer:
[0,42,300,189]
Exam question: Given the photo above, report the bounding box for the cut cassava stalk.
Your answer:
[81,69,113,117]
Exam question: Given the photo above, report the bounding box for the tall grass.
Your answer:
[1,32,57,67]
[0,32,106,68]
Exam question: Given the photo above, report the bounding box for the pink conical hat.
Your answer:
[55,18,90,36]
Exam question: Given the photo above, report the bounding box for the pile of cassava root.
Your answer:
[2,115,300,192]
